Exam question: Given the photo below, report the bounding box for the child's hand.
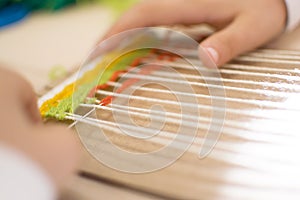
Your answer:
[104,0,287,67]
[0,67,80,188]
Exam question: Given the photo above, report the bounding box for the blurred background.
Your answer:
[1,0,300,94]
[0,0,139,93]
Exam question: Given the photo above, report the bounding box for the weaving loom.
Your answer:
[39,28,300,200]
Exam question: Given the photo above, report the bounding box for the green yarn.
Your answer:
[0,0,138,12]
[98,0,139,14]
[48,65,67,81]
[43,49,150,120]
[45,81,95,120]
[0,0,75,10]
[22,0,75,10]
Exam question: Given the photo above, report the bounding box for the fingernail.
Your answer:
[205,47,219,64]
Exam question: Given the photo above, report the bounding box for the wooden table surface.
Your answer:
[1,4,300,200]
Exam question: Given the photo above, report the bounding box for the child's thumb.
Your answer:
[199,16,269,67]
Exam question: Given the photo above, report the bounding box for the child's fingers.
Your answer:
[13,71,42,124]
[0,68,41,124]
[31,125,81,187]
[103,0,233,39]
[199,14,284,67]
[5,125,81,188]
[102,0,286,68]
